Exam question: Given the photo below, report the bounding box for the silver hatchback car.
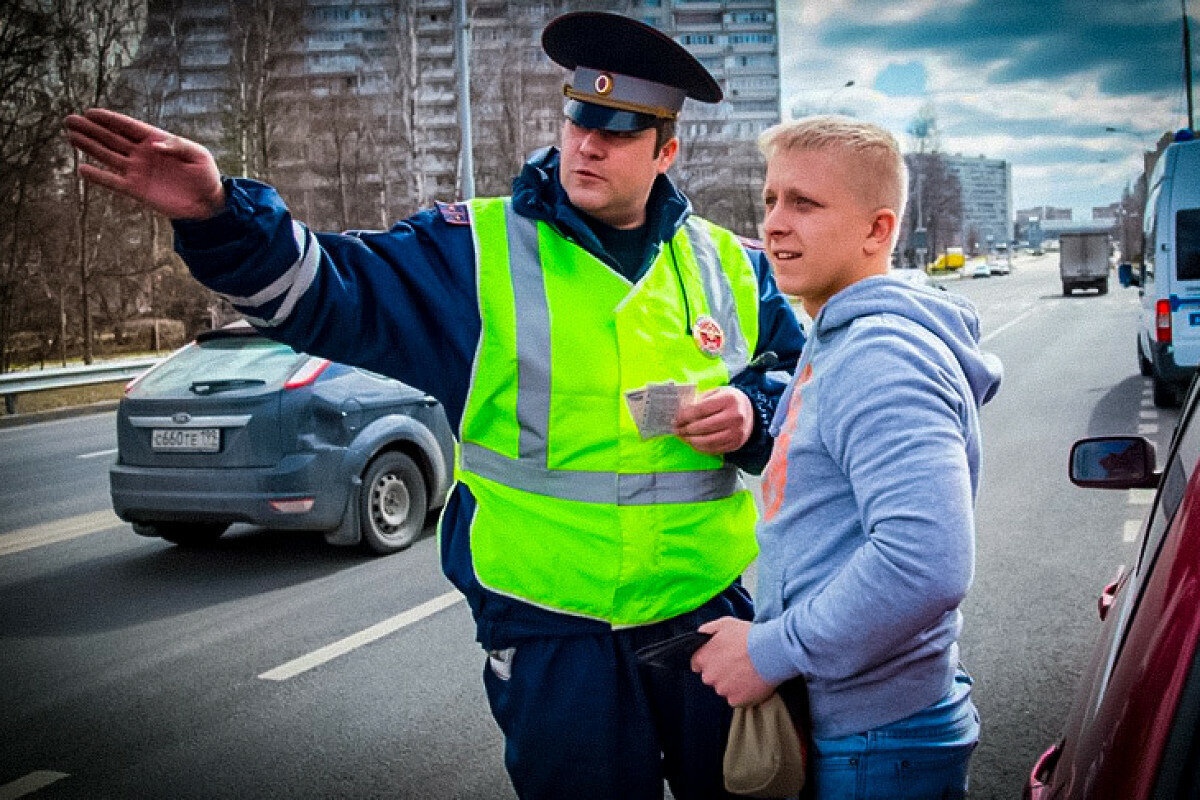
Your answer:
[110,322,455,555]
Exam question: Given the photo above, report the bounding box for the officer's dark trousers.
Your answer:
[481,584,754,800]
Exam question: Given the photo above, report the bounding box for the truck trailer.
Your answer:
[1059,230,1111,295]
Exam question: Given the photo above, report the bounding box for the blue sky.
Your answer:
[777,0,1199,218]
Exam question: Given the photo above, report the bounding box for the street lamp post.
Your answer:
[822,80,855,113]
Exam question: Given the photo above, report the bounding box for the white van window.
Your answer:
[1178,209,1200,281]
[1144,181,1162,280]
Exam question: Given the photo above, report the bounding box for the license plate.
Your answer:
[151,428,220,452]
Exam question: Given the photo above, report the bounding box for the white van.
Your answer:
[1124,132,1200,406]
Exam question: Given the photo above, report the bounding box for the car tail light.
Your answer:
[284,358,331,390]
[1156,300,1172,344]
[270,498,315,514]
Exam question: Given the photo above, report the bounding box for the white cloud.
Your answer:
[776,4,1192,217]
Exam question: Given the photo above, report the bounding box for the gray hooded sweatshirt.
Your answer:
[746,275,1003,739]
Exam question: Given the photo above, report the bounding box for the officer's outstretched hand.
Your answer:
[673,386,754,455]
[65,108,225,221]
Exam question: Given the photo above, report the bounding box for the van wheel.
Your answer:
[1098,280,1108,295]
[359,452,427,555]
[1138,340,1153,377]
[132,522,228,546]
[1062,284,1072,296]
[1153,376,1181,408]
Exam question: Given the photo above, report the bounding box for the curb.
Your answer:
[0,400,119,429]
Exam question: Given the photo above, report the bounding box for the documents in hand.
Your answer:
[624,381,696,440]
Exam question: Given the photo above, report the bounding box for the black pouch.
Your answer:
[634,630,713,670]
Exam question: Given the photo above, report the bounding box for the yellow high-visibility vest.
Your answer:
[456,197,762,626]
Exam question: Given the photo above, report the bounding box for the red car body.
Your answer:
[1026,391,1200,798]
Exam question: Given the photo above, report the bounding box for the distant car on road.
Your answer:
[110,322,455,555]
[932,247,966,271]
[989,258,1011,276]
[969,261,991,278]
[1024,376,1200,799]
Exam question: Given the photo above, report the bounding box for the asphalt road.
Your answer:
[0,253,1176,799]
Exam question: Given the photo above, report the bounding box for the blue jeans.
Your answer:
[808,670,980,800]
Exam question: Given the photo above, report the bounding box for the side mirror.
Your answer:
[1070,436,1159,489]
[1118,263,1139,288]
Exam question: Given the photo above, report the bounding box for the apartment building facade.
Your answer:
[131,0,779,233]
[943,153,1013,249]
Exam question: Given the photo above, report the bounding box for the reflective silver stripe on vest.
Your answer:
[462,442,742,505]
[505,202,552,460]
[684,218,750,377]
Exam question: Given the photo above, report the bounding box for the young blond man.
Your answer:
[693,116,1002,799]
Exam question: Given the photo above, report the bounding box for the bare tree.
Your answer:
[221,0,305,181]
[1119,177,1146,264]
[906,101,941,156]
[898,105,962,264]
[674,135,765,239]
[374,1,430,221]
[903,151,963,261]
[468,1,572,198]
[52,0,147,364]
[0,0,60,371]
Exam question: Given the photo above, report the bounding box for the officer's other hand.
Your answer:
[673,386,754,454]
[65,108,225,221]
[691,617,776,707]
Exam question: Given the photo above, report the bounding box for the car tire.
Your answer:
[1138,339,1153,377]
[1098,280,1108,295]
[1153,375,1181,408]
[360,451,427,555]
[132,521,228,546]
[1062,284,1072,296]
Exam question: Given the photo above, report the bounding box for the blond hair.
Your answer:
[759,115,908,227]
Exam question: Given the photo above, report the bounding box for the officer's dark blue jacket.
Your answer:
[175,147,805,645]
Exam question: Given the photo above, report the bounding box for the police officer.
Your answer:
[65,12,803,799]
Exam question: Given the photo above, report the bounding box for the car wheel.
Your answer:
[132,522,228,546]
[360,451,427,555]
[1138,339,1153,377]
[1062,284,1071,296]
[1153,376,1181,408]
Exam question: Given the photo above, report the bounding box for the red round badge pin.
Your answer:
[594,73,614,95]
[693,315,724,356]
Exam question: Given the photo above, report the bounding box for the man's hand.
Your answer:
[64,108,225,221]
[691,617,776,707]
[673,386,754,455]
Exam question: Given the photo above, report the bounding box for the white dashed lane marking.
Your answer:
[0,771,70,800]
[0,510,123,557]
[1128,489,1155,506]
[258,590,464,682]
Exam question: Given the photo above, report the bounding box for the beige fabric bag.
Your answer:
[723,689,808,798]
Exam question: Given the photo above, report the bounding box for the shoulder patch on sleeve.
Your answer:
[737,235,764,251]
[436,201,471,226]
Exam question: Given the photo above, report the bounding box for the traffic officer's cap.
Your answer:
[542,12,722,133]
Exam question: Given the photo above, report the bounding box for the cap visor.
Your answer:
[565,100,658,133]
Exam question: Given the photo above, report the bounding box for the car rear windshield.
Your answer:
[132,336,305,397]
[1177,208,1200,280]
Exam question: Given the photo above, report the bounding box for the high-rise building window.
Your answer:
[728,33,774,45]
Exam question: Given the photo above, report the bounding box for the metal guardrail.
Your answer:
[0,357,161,414]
